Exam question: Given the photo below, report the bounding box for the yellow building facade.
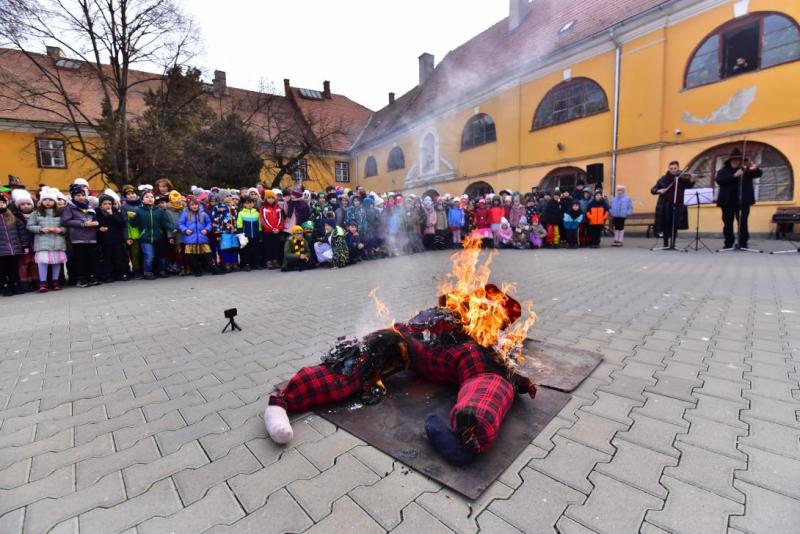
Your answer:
[351,0,800,233]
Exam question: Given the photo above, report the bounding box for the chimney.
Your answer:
[213,70,228,96]
[46,46,63,59]
[509,0,532,32]
[389,92,396,105]
[323,80,331,99]
[418,53,434,86]
[283,78,291,96]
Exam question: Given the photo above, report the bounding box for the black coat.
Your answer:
[542,199,562,226]
[651,173,693,232]
[95,209,127,248]
[715,161,763,208]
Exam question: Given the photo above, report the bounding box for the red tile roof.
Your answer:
[355,0,673,149]
[285,86,373,153]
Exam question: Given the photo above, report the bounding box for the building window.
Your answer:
[532,78,608,130]
[387,147,405,171]
[461,113,497,151]
[364,156,378,178]
[36,138,66,168]
[464,181,494,198]
[292,159,308,181]
[685,12,800,89]
[420,133,436,174]
[335,161,350,183]
[686,141,793,202]
[539,166,589,192]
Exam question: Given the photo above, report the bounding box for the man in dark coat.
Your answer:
[651,161,695,248]
[715,148,762,250]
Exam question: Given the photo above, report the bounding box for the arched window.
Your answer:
[422,188,440,200]
[364,156,378,178]
[686,141,793,202]
[387,147,405,171]
[464,181,494,198]
[532,78,608,130]
[420,133,436,174]
[461,113,497,150]
[685,12,800,89]
[539,166,588,193]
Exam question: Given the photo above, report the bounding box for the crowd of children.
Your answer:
[0,177,634,296]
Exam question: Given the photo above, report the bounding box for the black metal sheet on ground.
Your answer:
[317,373,570,500]
[517,339,603,392]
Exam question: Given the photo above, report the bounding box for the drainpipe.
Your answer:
[609,28,622,195]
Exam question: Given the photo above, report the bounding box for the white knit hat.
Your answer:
[73,177,89,187]
[103,188,120,203]
[11,189,33,207]
[39,187,59,202]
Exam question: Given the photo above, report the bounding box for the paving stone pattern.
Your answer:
[1,237,799,533]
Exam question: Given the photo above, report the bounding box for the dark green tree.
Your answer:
[189,114,263,189]
[128,66,212,189]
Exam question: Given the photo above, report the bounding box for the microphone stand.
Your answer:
[651,172,680,251]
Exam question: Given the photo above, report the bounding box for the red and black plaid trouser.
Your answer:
[269,327,516,454]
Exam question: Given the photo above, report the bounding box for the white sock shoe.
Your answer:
[264,405,293,444]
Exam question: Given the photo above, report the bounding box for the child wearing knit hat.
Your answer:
[12,190,37,291]
[0,192,28,296]
[281,225,311,272]
[27,188,66,292]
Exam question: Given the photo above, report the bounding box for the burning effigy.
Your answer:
[264,232,538,465]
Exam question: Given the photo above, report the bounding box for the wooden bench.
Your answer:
[771,206,800,239]
[606,213,655,238]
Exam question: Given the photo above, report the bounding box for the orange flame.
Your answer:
[438,232,536,364]
[369,287,393,325]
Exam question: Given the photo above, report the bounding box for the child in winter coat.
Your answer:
[434,200,449,249]
[12,190,37,292]
[301,220,318,268]
[130,190,175,280]
[497,218,514,249]
[213,197,239,272]
[513,216,531,250]
[529,215,547,249]
[61,184,101,287]
[259,190,284,270]
[473,199,493,248]
[121,185,143,279]
[563,201,584,248]
[26,188,66,292]
[282,225,311,272]
[489,197,505,245]
[541,193,562,248]
[585,192,610,248]
[609,184,634,247]
[236,196,262,271]
[0,192,29,295]
[448,199,466,247]
[315,219,349,268]
[345,221,365,263]
[179,196,215,276]
[508,196,526,229]
[164,191,185,275]
[95,194,129,282]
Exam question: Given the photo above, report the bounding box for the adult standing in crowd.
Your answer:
[715,147,762,250]
[651,161,694,249]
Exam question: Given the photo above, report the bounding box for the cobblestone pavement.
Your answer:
[1,237,799,533]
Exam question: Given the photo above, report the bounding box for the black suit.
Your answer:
[716,162,763,248]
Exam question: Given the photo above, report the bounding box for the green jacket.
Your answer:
[131,205,174,243]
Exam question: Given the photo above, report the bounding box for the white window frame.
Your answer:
[292,158,308,181]
[335,161,350,183]
[36,138,67,169]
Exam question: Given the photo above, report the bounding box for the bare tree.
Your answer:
[216,82,352,189]
[0,0,198,188]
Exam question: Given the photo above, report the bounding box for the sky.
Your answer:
[181,0,509,111]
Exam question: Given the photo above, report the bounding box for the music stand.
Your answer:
[682,188,714,253]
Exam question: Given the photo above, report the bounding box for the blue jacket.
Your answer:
[447,207,465,228]
[178,210,212,245]
[563,211,583,231]
[609,194,634,218]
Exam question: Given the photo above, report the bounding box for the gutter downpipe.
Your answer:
[609,27,622,196]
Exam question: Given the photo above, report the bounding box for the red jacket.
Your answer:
[260,203,284,232]
[489,207,505,225]
[474,208,490,228]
